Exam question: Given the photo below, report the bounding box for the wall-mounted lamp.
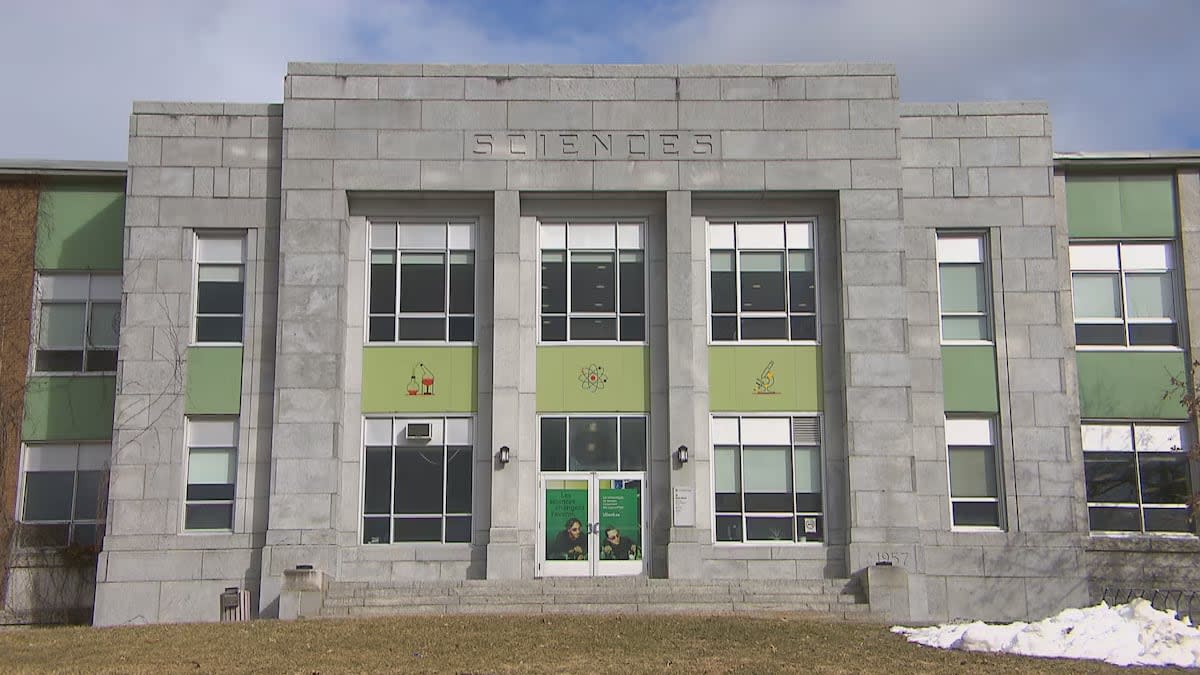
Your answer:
[498,445,511,464]
[676,445,689,464]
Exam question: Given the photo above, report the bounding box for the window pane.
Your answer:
[39,304,85,348]
[185,504,233,530]
[939,265,986,313]
[1128,323,1178,347]
[741,317,787,340]
[1126,273,1174,319]
[189,448,235,485]
[368,316,395,342]
[618,316,645,342]
[942,316,988,341]
[399,253,446,313]
[197,280,245,315]
[746,516,794,541]
[1072,274,1121,318]
[619,252,644,314]
[1088,506,1139,532]
[571,252,616,313]
[1084,452,1137,503]
[23,472,74,521]
[186,483,235,501]
[789,315,817,341]
[711,316,737,341]
[19,524,69,548]
[196,316,243,343]
[796,515,823,541]
[541,316,566,342]
[449,253,474,314]
[619,417,647,471]
[740,252,785,312]
[72,524,99,548]
[445,446,472,513]
[742,446,789,492]
[540,418,567,471]
[369,259,397,314]
[568,418,618,471]
[86,349,118,372]
[448,317,474,342]
[363,517,390,544]
[394,517,442,542]
[36,350,83,372]
[73,471,104,520]
[364,447,392,515]
[715,446,740,493]
[1138,454,1190,504]
[1076,323,1125,346]
[88,303,121,348]
[744,492,793,512]
[1144,508,1192,533]
[715,515,743,541]
[789,270,816,314]
[710,251,736,314]
[394,449,443,514]
[541,252,567,315]
[445,515,472,542]
[793,447,821,494]
[570,317,617,340]
[949,446,997,498]
[397,318,445,341]
[952,502,999,527]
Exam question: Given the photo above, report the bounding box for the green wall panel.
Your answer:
[537,346,649,412]
[36,180,125,271]
[22,376,116,441]
[708,345,822,412]
[1077,351,1187,419]
[941,345,1000,413]
[185,346,244,415]
[1066,175,1176,239]
[362,346,478,413]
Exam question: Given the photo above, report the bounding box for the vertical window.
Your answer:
[362,417,473,544]
[539,222,645,342]
[34,273,121,372]
[538,415,647,472]
[1070,242,1178,347]
[1083,422,1192,533]
[945,417,1002,528]
[18,443,110,548]
[708,221,816,342]
[185,418,238,531]
[367,222,475,343]
[711,416,823,543]
[194,235,246,344]
[936,234,991,342]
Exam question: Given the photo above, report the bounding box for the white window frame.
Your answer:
[1069,240,1181,351]
[365,220,478,345]
[16,442,111,548]
[536,220,648,345]
[710,414,824,546]
[1082,421,1195,536]
[935,232,993,345]
[705,220,819,345]
[360,416,475,545]
[535,413,649,473]
[31,272,122,375]
[192,233,247,346]
[945,416,1005,531]
[183,416,239,533]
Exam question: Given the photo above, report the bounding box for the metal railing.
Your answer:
[1100,587,1200,621]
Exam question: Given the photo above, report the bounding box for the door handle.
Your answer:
[588,523,601,535]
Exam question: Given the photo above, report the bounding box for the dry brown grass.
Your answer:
[0,613,1178,674]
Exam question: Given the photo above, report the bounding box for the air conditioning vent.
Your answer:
[792,417,821,445]
[406,422,432,440]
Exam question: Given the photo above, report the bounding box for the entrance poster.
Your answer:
[545,484,588,560]
[599,482,642,560]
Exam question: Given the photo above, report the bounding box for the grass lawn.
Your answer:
[0,614,1171,674]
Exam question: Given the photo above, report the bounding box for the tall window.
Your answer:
[185,417,238,531]
[539,221,645,342]
[1070,242,1178,347]
[18,443,109,548]
[711,416,823,543]
[708,221,816,342]
[945,417,1002,528]
[34,273,121,372]
[194,235,246,344]
[1083,422,1192,534]
[539,416,647,472]
[362,417,473,544]
[368,222,475,343]
[936,234,991,342]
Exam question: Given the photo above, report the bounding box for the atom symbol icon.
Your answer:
[578,364,608,392]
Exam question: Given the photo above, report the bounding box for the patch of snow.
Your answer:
[893,599,1200,668]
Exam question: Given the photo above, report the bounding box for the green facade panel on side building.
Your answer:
[184,346,244,415]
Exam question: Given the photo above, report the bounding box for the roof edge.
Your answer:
[0,159,126,177]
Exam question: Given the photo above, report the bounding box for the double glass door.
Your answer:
[539,473,644,576]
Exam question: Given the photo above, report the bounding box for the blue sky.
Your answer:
[1,0,1197,160]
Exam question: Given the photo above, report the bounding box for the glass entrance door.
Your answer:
[539,472,645,577]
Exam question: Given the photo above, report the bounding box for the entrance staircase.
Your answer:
[317,577,878,620]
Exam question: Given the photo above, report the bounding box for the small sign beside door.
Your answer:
[672,487,695,527]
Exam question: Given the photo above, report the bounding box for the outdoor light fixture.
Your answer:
[498,445,511,464]
[677,445,689,464]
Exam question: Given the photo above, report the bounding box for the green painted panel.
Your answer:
[708,346,822,412]
[941,345,999,413]
[362,346,478,413]
[1077,351,1187,419]
[22,376,116,441]
[537,346,649,412]
[1066,175,1175,238]
[185,347,244,414]
[36,180,125,271]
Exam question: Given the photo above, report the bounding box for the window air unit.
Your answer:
[406,423,432,440]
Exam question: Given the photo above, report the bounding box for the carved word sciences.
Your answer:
[470,131,720,160]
